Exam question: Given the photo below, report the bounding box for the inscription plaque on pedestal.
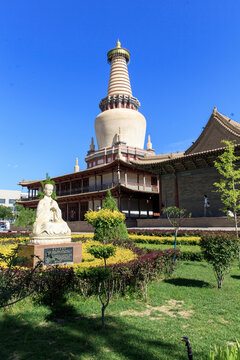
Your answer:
[18,242,82,268]
[44,247,73,265]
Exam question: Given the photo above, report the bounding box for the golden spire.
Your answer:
[74,157,79,172]
[116,39,121,48]
[147,135,152,150]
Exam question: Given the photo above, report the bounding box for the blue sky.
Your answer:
[1,0,240,190]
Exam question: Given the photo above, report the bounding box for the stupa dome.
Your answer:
[95,108,146,149]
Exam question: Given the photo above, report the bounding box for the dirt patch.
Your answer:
[108,321,118,327]
[89,313,97,318]
[120,309,151,317]
[120,299,194,319]
[178,310,195,319]
[220,318,229,324]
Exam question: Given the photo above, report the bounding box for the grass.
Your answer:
[0,261,240,360]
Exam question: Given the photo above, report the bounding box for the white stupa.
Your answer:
[95,40,146,150]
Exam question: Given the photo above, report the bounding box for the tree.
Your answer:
[214,140,240,266]
[0,205,13,220]
[200,233,238,289]
[102,189,118,211]
[14,204,36,229]
[214,140,240,237]
[163,206,191,250]
[87,245,116,329]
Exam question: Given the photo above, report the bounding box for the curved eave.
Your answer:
[185,111,240,155]
[132,143,240,174]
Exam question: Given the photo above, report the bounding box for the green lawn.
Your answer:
[0,261,239,360]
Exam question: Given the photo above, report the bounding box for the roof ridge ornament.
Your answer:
[147,135,152,150]
[74,157,79,173]
[213,106,217,115]
[90,137,95,152]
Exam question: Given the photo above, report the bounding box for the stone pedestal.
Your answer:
[30,234,71,245]
[18,242,82,268]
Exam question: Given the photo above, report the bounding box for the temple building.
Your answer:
[18,41,160,228]
[18,41,240,228]
[132,107,240,222]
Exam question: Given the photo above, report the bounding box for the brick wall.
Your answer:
[161,168,224,217]
[161,175,175,208]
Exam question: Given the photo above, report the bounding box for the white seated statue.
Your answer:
[31,183,71,244]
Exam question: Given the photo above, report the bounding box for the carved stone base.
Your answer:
[30,234,71,245]
[18,242,82,268]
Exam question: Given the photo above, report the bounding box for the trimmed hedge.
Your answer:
[74,247,180,297]
[128,229,236,237]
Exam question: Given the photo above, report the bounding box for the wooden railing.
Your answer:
[20,182,159,201]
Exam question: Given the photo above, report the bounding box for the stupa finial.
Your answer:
[116,39,121,48]
[90,137,95,152]
[147,135,152,150]
[74,157,79,172]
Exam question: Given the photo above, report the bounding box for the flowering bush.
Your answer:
[85,209,125,227]
[0,240,137,269]
[129,234,200,245]
[71,233,201,245]
[73,240,137,269]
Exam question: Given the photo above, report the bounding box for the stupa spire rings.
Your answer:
[95,41,146,150]
[107,40,130,64]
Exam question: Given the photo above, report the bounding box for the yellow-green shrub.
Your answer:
[85,209,127,242]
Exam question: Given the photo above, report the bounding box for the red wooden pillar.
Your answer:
[66,203,69,221]
[112,169,114,187]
